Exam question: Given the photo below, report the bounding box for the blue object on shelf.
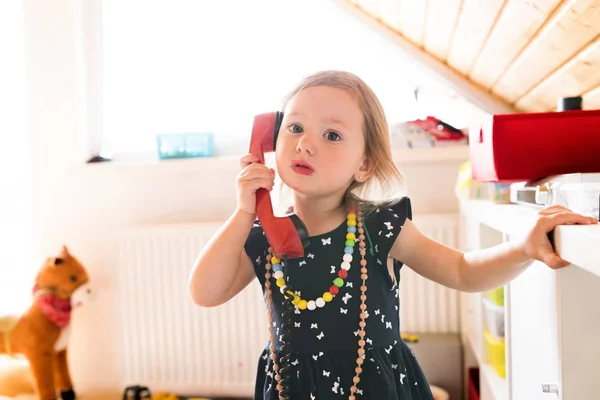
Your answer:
[156,132,214,159]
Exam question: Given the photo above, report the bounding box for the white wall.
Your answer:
[18,1,467,396]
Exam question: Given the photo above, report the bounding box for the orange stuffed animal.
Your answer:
[0,246,92,400]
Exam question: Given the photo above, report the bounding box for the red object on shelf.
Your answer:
[407,116,467,143]
[467,367,480,400]
[469,109,600,182]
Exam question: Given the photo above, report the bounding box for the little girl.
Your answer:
[188,70,596,400]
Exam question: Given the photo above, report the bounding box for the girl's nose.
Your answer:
[295,132,316,155]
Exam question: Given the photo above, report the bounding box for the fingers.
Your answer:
[541,250,570,269]
[239,153,260,169]
[538,211,597,232]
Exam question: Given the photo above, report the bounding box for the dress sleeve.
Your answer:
[364,196,412,259]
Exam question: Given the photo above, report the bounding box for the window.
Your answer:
[101,0,484,158]
[0,1,38,314]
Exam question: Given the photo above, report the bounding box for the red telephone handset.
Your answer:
[249,112,309,259]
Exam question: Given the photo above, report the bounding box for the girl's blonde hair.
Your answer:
[281,70,405,211]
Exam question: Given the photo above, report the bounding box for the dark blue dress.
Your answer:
[244,197,434,400]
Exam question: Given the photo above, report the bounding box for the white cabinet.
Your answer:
[508,261,560,400]
[460,200,600,400]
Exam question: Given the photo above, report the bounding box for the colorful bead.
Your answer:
[323,292,333,302]
[333,277,344,287]
[298,300,307,310]
[316,297,326,308]
[329,285,339,295]
[338,269,348,279]
[276,278,285,287]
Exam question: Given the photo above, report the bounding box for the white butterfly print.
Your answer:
[307,253,314,259]
[330,265,336,274]
[400,373,406,384]
[299,260,306,266]
[377,258,382,265]
[357,389,363,395]
[294,322,301,328]
[384,221,393,230]
[367,338,373,345]
[322,237,331,245]
[386,232,393,238]
[317,332,324,340]
[381,314,386,323]
[347,282,353,288]
[392,364,398,369]
[256,256,261,264]
[375,244,379,252]
[353,329,360,336]
[374,309,380,315]
[311,394,315,400]
[386,321,392,329]
[340,308,348,314]
[332,382,339,393]
[292,359,299,366]
[311,323,318,329]
[323,370,330,377]
[342,293,352,304]
[385,345,393,354]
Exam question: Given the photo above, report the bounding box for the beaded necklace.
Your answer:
[263,207,369,400]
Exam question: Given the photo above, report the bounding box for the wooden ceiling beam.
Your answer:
[327,0,517,115]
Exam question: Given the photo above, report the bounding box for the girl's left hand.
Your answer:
[522,205,598,269]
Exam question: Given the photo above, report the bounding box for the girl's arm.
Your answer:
[188,209,257,307]
[390,205,597,293]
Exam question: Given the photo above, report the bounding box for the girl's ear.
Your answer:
[354,156,375,183]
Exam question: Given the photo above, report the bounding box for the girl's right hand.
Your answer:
[236,153,275,216]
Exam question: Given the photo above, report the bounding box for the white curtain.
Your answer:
[0,1,39,314]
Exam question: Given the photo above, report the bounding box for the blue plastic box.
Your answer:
[156,132,214,160]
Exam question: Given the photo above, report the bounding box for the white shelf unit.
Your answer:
[460,200,600,400]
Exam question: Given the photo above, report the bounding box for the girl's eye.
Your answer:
[325,131,341,141]
[288,124,303,134]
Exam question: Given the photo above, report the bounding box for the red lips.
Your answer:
[291,160,314,176]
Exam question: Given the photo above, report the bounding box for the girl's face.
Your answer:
[275,86,372,200]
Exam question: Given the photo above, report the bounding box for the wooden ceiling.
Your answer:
[333,0,600,114]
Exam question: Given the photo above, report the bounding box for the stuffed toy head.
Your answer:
[33,246,93,314]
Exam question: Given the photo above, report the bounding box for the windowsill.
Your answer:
[77,145,470,173]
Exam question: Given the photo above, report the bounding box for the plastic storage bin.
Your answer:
[156,133,214,160]
[484,330,505,378]
[485,287,504,306]
[483,298,505,337]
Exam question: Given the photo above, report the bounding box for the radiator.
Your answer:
[114,213,459,396]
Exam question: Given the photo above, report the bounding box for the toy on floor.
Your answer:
[0,246,93,400]
[401,332,420,343]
